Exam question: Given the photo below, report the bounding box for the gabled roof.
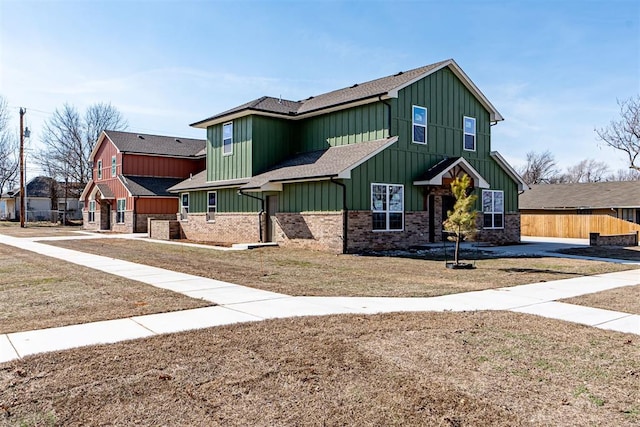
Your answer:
[490,151,529,192]
[89,130,206,162]
[413,157,490,189]
[519,181,640,210]
[3,176,56,198]
[191,59,503,128]
[95,183,115,199]
[119,176,185,197]
[240,137,398,191]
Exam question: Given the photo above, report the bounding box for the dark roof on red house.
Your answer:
[519,181,640,210]
[119,175,185,197]
[104,130,206,158]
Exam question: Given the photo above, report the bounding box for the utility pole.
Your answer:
[19,108,25,228]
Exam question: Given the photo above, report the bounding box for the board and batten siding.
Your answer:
[122,154,204,179]
[252,116,297,175]
[297,103,388,152]
[207,116,253,181]
[187,189,262,213]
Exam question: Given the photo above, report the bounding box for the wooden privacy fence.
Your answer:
[521,214,640,239]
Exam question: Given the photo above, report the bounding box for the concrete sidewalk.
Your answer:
[1,233,638,363]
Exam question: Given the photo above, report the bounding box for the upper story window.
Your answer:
[207,191,217,222]
[180,193,189,221]
[97,160,102,180]
[223,122,233,155]
[371,183,404,231]
[111,156,116,177]
[482,190,504,229]
[412,105,427,144]
[463,116,476,151]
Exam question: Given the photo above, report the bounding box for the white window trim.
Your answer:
[371,183,405,232]
[97,160,102,180]
[223,122,233,156]
[180,193,189,221]
[111,155,117,177]
[207,191,217,222]
[463,116,476,152]
[412,105,427,145]
[116,198,126,224]
[88,200,96,223]
[482,190,504,229]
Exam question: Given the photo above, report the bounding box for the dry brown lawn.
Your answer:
[0,222,84,238]
[0,244,212,334]
[561,284,640,315]
[46,238,636,297]
[1,311,638,426]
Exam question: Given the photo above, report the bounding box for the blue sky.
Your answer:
[1,0,638,177]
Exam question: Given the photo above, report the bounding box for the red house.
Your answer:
[80,130,205,233]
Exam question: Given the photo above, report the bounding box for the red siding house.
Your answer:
[80,131,205,233]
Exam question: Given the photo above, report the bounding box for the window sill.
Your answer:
[372,229,404,232]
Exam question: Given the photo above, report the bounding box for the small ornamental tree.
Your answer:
[443,174,477,266]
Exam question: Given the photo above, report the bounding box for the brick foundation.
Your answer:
[476,213,521,245]
[348,211,429,252]
[178,212,262,243]
[273,212,344,252]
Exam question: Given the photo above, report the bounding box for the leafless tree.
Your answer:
[0,96,18,195]
[563,159,611,183]
[596,96,640,171]
[35,103,127,188]
[609,168,640,181]
[517,150,561,185]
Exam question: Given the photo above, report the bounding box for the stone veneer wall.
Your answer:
[273,212,344,252]
[135,213,175,233]
[179,212,262,243]
[82,210,101,231]
[111,211,134,234]
[476,213,521,245]
[347,211,429,252]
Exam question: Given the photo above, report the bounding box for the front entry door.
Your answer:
[441,195,456,240]
[101,202,111,230]
[266,195,278,242]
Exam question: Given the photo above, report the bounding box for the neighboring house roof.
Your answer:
[191,59,503,128]
[88,130,206,162]
[413,157,490,189]
[119,175,184,197]
[241,137,398,191]
[519,181,640,210]
[167,171,250,193]
[4,176,56,198]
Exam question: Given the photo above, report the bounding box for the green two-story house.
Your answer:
[169,59,527,253]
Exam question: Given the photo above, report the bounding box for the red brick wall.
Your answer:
[179,212,262,243]
[476,213,521,244]
[347,210,429,252]
[273,212,344,252]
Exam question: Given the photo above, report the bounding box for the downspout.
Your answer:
[379,95,392,138]
[238,190,264,243]
[330,178,348,254]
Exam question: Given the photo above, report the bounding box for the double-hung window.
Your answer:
[463,116,476,151]
[412,105,427,144]
[97,160,102,180]
[223,122,233,155]
[371,183,404,231]
[180,193,189,221]
[116,199,126,224]
[482,190,504,229]
[111,156,117,177]
[207,191,217,222]
[88,200,96,223]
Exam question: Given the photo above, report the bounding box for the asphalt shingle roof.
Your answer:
[167,171,250,193]
[519,181,640,210]
[191,60,452,127]
[95,183,115,199]
[104,131,206,158]
[241,137,396,190]
[120,176,186,197]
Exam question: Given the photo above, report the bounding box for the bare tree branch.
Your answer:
[34,102,128,188]
[596,95,640,171]
[563,159,611,183]
[0,96,19,195]
[517,150,561,185]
